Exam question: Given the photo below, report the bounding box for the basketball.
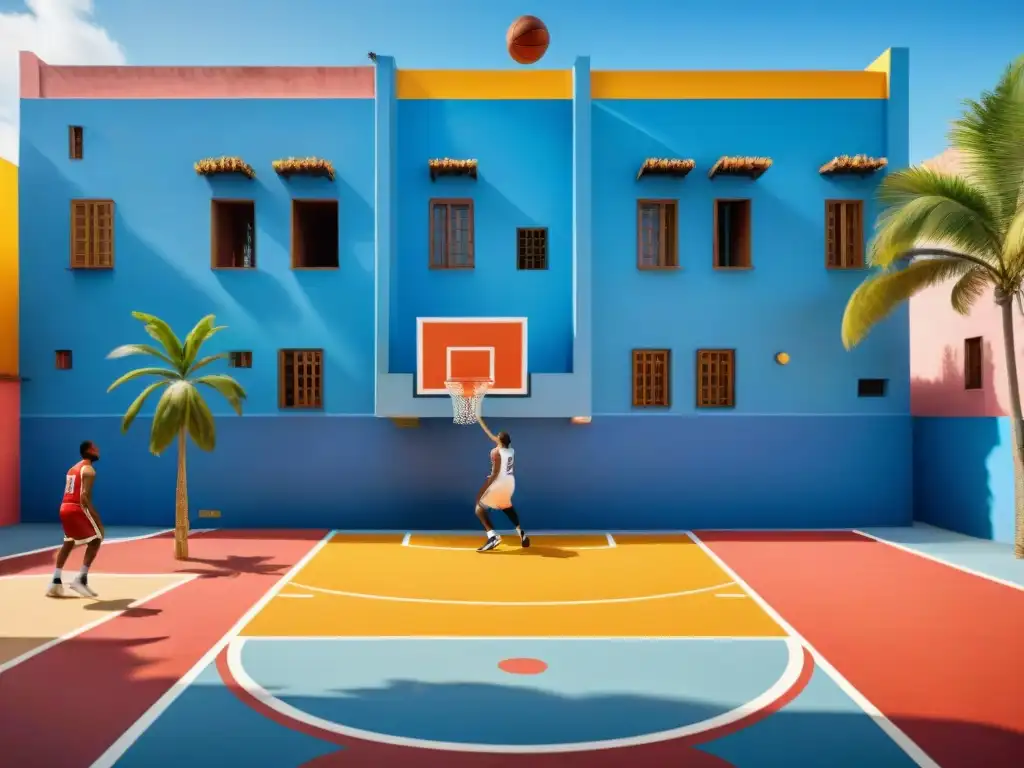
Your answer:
[506,15,549,65]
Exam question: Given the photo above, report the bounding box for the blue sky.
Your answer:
[2,0,1022,163]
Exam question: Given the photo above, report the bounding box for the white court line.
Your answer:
[225,634,805,754]
[400,532,411,547]
[0,528,180,563]
[0,574,198,677]
[241,635,788,642]
[90,529,337,768]
[686,531,940,768]
[287,580,735,607]
[852,529,1024,593]
[606,532,617,547]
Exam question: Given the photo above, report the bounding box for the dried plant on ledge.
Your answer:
[272,157,336,181]
[708,156,772,180]
[819,154,888,175]
[636,158,696,181]
[429,158,478,181]
[194,156,256,179]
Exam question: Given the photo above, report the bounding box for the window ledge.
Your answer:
[291,266,340,271]
[713,265,754,271]
[637,265,682,272]
[211,266,257,271]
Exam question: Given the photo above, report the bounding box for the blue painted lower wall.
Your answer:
[22,416,911,530]
[913,416,1015,544]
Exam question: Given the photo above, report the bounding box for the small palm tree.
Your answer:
[841,56,1024,557]
[107,312,247,560]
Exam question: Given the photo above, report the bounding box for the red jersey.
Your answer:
[61,461,87,511]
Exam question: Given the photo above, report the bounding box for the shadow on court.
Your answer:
[177,554,291,580]
[83,598,163,617]
[489,546,579,559]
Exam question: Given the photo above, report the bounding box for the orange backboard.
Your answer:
[416,317,528,396]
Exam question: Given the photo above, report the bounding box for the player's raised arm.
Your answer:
[477,415,500,444]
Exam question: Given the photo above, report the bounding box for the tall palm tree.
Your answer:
[107,312,247,560]
[841,56,1024,557]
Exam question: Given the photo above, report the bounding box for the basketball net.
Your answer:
[445,378,493,425]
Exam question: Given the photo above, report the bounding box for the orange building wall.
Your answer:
[0,157,18,526]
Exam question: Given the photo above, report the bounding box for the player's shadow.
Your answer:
[83,598,162,618]
[176,554,290,580]
[490,546,579,559]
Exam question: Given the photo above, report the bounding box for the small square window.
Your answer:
[517,227,548,270]
[229,351,252,368]
[55,350,73,370]
[858,378,887,397]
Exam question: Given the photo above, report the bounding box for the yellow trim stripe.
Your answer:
[591,71,886,100]
[397,70,571,100]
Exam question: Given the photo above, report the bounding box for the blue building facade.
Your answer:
[17,50,911,530]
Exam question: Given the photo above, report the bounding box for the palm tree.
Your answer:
[107,312,247,560]
[841,56,1024,557]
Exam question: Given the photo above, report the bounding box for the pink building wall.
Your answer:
[0,382,18,527]
[910,148,1021,417]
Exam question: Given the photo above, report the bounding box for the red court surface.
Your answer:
[0,528,1021,768]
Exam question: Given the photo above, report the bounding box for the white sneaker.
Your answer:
[70,579,98,598]
[46,581,65,598]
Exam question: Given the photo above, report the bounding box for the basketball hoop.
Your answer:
[445,378,493,425]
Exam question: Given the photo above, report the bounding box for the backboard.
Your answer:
[416,317,528,396]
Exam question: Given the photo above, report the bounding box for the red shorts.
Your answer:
[59,504,102,544]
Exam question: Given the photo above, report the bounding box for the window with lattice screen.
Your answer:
[70,200,114,269]
[637,200,678,269]
[429,199,474,268]
[279,349,323,409]
[517,227,548,270]
[825,200,864,269]
[229,351,253,369]
[697,349,735,408]
[632,349,671,407]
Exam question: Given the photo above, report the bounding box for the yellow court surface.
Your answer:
[241,533,785,638]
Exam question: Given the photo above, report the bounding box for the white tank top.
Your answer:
[493,447,515,478]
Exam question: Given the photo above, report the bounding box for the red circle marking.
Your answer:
[498,657,548,675]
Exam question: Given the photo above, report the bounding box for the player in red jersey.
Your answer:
[47,441,105,598]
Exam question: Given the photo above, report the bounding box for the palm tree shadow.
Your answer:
[177,554,289,579]
[83,598,162,617]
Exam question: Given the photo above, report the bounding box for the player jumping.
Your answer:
[47,440,104,598]
[475,419,529,552]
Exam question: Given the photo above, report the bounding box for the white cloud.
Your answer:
[0,0,126,162]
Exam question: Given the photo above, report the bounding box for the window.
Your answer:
[826,200,864,269]
[858,378,887,397]
[55,350,72,370]
[429,199,474,268]
[714,199,752,269]
[211,200,256,269]
[637,200,678,269]
[279,349,323,409]
[632,349,670,407]
[517,227,548,270]
[229,351,252,369]
[70,200,114,269]
[69,126,83,160]
[697,349,735,408]
[964,337,983,390]
[292,200,339,269]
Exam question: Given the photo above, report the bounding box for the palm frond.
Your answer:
[948,55,1024,229]
[107,344,178,368]
[131,312,185,371]
[870,167,1002,270]
[193,374,247,416]
[121,380,170,434]
[950,267,993,315]
[149,381,192,456]
[1003,205,1024,280]
[187,387,217,451]
[182,315,227,372]
[188,352,230,376]
[842,258,970,349]
[107,367,180,393]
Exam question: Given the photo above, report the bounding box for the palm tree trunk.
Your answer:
[174,427,189,560]
[998,297,1024,558]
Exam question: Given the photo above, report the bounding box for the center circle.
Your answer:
[498,657,548,675]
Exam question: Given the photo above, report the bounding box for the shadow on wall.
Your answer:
[912,342,1003,540]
